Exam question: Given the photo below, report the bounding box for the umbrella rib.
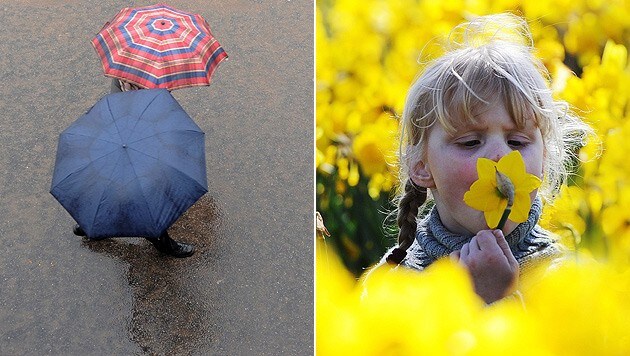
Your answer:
[126,145,201,179]
[63,132,121,145]
[53,147,129,189]
[89,149,126,233]
[126,150,159,235]
[127,129,201,146]
[105,96,127,142]
[128,91,164,139]
[105,92,161,143]
[136,91,162,122]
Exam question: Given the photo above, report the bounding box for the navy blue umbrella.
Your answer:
[50,89,207,239]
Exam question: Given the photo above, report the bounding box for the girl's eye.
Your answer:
[508,139,526,147]
[458,140,481,148]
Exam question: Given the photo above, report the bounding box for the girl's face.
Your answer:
[411,99,544,235]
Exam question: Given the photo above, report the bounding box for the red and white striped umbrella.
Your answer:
[92,3,228,90]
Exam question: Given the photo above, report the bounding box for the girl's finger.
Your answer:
[476,230,501,253]
[460,242,470,260]
[449,250,460,261]
[493,229,519,267]
[469,235,481,251]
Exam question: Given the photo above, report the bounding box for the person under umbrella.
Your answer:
[110,78,142,92]
[110,80,194,256]
[56,89,205,258]
[73,3,224,257]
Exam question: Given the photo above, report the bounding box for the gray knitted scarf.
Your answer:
[398,197,562,271]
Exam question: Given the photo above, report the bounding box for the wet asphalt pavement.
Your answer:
[0,1,313,354]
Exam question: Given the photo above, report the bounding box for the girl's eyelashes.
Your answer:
[507,135,531,148]
[456,139,481,148]
[463,140,481,147]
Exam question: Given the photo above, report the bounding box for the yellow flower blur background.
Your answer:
[316,0,630,354]
[317,0,630,270]
[317,239,630,355]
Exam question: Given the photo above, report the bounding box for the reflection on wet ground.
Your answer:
[83,195,220,355]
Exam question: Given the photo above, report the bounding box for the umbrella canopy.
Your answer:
[50,89,208,239]
[92,3,228,90]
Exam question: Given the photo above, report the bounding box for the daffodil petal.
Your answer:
[485,199,508,228]
[497,151,542,191]
[518,173,542,192]
[477,158,497,181]
[464,179,502,211]
[497,151,526,183]
[509,192,532,223]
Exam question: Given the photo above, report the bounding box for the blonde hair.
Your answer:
[387,13,592,264]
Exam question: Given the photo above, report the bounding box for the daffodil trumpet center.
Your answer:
[494,167,515,208]
[494,167,515,230]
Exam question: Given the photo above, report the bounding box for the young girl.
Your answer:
[381,13,591,304]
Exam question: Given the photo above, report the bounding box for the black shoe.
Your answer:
[73,224,86,237]
[149,233,195,258]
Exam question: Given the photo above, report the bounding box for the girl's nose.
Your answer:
[486,141,512,162]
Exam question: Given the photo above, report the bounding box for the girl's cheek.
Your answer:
[521,149,545,178]
[455,160,479,188]
[464,160,479,178]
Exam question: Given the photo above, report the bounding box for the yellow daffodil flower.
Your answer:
[464,151,542,229]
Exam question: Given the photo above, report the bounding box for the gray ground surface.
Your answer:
[0,1,313,354]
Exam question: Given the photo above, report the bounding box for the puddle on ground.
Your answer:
[82,195,222,354]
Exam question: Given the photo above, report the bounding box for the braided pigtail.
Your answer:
[386,179,427,265]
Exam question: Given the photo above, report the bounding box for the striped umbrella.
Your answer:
[92,3,228,90]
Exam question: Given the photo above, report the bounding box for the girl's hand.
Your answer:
[450,229,519,304]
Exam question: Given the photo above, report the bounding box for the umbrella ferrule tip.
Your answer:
[122,144,127,148]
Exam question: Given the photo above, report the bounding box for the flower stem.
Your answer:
[496,207,511,230]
